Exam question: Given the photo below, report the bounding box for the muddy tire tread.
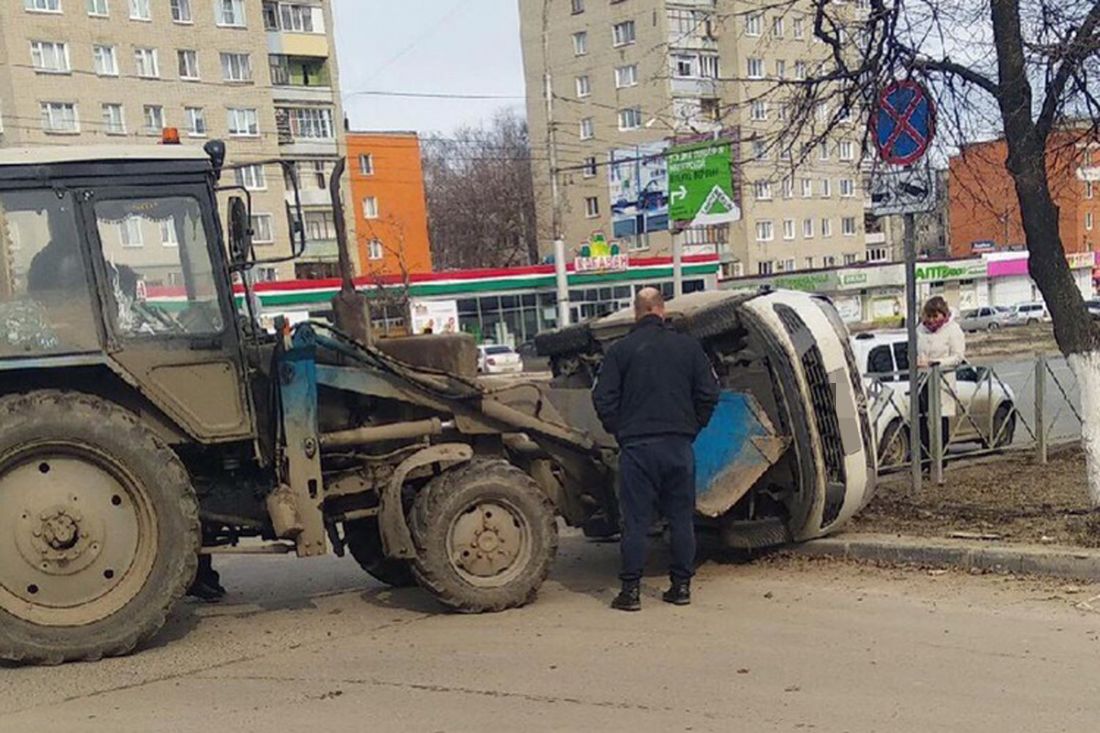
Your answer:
[0,390,199,665]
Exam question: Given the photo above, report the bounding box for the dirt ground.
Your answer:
[849,446,1100,546]
[966,322,1060,359]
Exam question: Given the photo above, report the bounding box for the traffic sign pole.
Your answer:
[905,211,921,495]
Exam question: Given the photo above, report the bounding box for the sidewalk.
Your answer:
[794,532,1100,582]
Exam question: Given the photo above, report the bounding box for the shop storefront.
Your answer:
[240,255,721,345]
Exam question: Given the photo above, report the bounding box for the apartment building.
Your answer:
[0,0,347,280]
[347,131,433,278]
[519,0,868,277]
[949,131,1100,258]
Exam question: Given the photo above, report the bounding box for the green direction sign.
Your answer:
[667,141,740,224]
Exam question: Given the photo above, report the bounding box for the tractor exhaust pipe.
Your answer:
[320,418,447,449]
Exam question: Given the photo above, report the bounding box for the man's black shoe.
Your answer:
[611,581,641,611]
[187,556,227,602]
[662,579,691,606]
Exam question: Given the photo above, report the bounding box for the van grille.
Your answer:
[773,305,846,489]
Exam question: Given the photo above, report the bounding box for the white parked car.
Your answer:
[850,331,1017,466]
[1006,301,1050,325]
[477,344,523,374]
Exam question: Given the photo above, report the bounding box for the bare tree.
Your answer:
[421,109,544,269]
[754,0,1100,503]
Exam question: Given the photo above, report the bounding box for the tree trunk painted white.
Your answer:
[1069,351,1100,507]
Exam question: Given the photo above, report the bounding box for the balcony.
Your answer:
[671,77,719,97]
[270,55,334,104]
[864,231,887,245]
[266,31,329,59]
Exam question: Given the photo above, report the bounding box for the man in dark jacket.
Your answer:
[592,287,720,610]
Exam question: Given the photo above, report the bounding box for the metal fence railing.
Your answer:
[867,356,1082,488]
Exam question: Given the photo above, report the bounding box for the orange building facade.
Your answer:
[949,132,1100,258]
[347,131,433,277]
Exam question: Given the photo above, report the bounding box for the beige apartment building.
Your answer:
[0,0,347,281]
[519,0,869,277]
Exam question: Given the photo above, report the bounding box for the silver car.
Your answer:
[958,306,1013,332]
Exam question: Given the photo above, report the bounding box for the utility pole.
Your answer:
[542,0,570,327]
[904,211,921,494]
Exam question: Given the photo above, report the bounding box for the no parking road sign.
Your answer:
[873,80,936,165]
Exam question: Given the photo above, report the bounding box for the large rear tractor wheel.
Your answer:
[410,460,558,613]
[345,517,416,588]
[0,391,199,665]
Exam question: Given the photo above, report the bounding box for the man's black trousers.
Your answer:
[618,435,696,583]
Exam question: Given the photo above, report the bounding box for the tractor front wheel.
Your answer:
[410,460,558,613]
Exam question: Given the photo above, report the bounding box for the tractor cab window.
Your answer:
[94,197,224,336]
[0,189,99,356]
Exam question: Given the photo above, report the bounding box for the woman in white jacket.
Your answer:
[916,296,966,463]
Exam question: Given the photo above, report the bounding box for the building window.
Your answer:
[309,160,327,188]
[363,196,379,219]
[142,104,164,134]
[801,178,813,198]
[359,153,373,175]
[250,214,274,244]
[25,0,61,11]
[772,16,784,37]
[802,218,813,238]
[752,138,767,160]
[571,0,583,13]
[281,107,334,139]
[745,13,761,36]
[184,106,206,136]
[1088,212,1095,231]
[275,3,316,32]
[747,58,764,79]
[40,102,78,133]
[867,247,887,262]
[87,0,108,16]
[579,117,594,140]
[839,140,854,161]
[783,218,795,240]
[613,20,636,47]
[751,100,767,121]
[31,41,70,73]
[794,61,807,80]
[93,45,118,76]
[754,180,772,200]
[171,0,191,21]
[782,177,794,199]
[823,255,836,267]
[236,165,267,191]
[700,54,719,78]
[119,216,143,247]
[227,107,259,137]
[178,50,199,80]
[840,178,855,197]
[615,64,638,88]
[159,219,179,247]
[821,178,832,197]
[618,108,642,130]
[572,31,588,56]
[220,53,252,82]
[674,54,695,78]
[755,220,774,242]
[575,75,591,98]
[585,196,600,218]
[129,0,149,20]
[102,103,125,134]
[582,156,597,178]
[217,0,246,26]
[819,141,830,161]
[775,59,786,79]
[821,218,833,237]
[805,256,814,269]
[842,216,858,236]
[793,16,805,39]
[781,258,796,272]
[758,260,773,275]
[844,253,858,265]
[368,239,384,260]
[701,98,722,122]
[134,48,159,78]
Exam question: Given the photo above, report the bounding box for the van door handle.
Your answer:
[188,337,223,351]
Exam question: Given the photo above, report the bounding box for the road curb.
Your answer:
[792,533,1100,581]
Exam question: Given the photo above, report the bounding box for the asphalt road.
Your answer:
[988,355,1082,445]
[5,533,1100,732]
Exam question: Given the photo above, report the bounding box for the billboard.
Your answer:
[409,298,459,335]
[608,141,669,238]
[667,141,740,225]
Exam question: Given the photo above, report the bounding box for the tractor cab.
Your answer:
[0,143,256,444]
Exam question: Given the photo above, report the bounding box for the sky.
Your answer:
[332,0,529,135]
